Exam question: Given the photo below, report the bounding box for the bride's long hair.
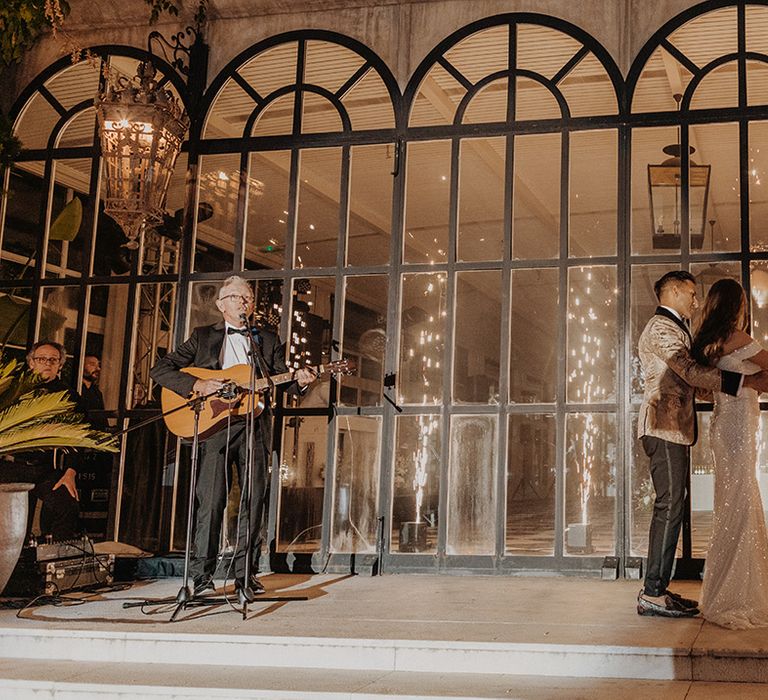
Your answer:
[691,278,748,366]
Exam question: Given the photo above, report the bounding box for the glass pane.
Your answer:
[690,123,737,252]
[14,92,61,150]
[559,53,617,116]
[403,141,451,264]
[129,282,176,408]
[398,272,447,405]
[630,264,674,402]
[565,412,616,556]
[749,121,768,252]
[38,286,80,383]
[513,133,560,259]
[331,415,382,553]
[457,137,504,262]
[748,58,768,105]
[204,78,253,139]
[301,93,343,133]
[252,94,295,137]
[751,261,768,348]
[295,147,342,268]
[453,271,501,404]
[45,158,93,277]
[304,40,365,93]
[506,414,556,555]
[516,24,582,81]
[510,268,558,403]
[515,77,560,121]
[566,266,617,403]
[341,69,395,130]
[44,60,101,111]
[463,78,507,124]
[631,47,691,114]
[570,130,617,257]
[631,126,680,255]
[140,152,185,277]
[276,414,328,553]
[245,150,291,270]
[747,5,768,55]
[86,284,131,411]
[445,25,508,84]
[347,144,392,266]
[2,163,46,275]
[689,63,738,110]
[669,7,737,68]
[57,108,96,148]
[340,275,387,407]
[391,415,440,554]
[238,42,298,97]
[287,277,335,406]
[691,411,714,559]
[409,64,466,127]
[195,154,241,272]
[447,414,497,555]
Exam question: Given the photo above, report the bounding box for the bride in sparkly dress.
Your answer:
[691,278,768,629]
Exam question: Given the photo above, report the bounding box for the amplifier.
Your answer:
[3,553,114,597]
[25,536,93,562]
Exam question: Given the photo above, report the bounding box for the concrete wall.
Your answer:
[2,0,708,114]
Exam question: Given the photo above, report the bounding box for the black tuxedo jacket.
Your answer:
[150,320,299,405]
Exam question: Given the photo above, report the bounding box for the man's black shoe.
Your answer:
[637,590,699,618]
[664,590,699,610]
[192,576,215,597]
[234,575,265,603]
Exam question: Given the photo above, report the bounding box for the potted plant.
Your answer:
[0,357,117,593]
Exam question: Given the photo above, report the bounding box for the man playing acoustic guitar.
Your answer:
[150,275,315,600]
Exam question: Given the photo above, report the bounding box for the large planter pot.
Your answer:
[0,483,33,594]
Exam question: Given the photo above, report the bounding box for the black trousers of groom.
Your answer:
[190,419,268,582]
[642,435,689,597]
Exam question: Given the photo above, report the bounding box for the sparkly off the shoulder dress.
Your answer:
[700,341,768,629]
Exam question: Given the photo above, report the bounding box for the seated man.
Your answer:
[0,341,82,540]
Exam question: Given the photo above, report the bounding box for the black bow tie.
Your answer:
[227,327,249,336]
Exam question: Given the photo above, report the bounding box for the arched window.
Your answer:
[398,16,622,562]
[200,32,399,558]
[2,49,188,546]
[627,2,768,565]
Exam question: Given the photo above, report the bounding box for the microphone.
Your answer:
[239,312,263,345]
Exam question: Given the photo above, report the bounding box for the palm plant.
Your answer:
[0,358,117,456]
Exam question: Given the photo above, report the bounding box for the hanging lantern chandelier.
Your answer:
[96,61,189,249]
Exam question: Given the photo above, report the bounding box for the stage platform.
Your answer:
[0,573,767,698]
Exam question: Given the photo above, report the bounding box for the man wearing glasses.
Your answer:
[151,275,315,600]
[1,341,82,540]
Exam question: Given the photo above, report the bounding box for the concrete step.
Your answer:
[0,659,767,699]
[1,627,768,684]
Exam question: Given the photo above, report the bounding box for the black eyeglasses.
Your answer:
[31,356,61,365]
[220,294,254,304]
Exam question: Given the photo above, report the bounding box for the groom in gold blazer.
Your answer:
[636,271,768,617]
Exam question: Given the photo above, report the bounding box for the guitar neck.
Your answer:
[252,365,324,391]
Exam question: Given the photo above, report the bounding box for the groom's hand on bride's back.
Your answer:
[744,370,768,393]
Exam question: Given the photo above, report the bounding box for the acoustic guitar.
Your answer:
[160,360,353,439]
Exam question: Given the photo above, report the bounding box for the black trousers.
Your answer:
[0,462,80,541]
[642,435,689,597]
[190,420,267,581]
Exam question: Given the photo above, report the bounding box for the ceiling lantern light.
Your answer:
[96,61,189,249]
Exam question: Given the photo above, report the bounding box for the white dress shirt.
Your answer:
[220,323,251,369]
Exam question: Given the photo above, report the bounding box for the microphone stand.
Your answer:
[237,312,277,618]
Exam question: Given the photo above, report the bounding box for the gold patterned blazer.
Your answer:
[637,307,740,446]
